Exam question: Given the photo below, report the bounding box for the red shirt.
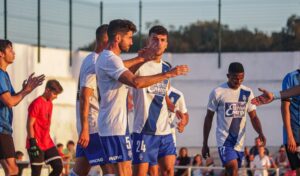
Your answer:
[26,96,54,151]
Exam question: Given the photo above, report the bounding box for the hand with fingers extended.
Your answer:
[29,138,41,158]
[202,145,210,159]
[22,73,45,94]
[251,88,274,106]
[78,129,90,148]
[138,42,159,61]
[168,65,189,78]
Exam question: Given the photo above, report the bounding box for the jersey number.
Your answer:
[136,140,146,153]
[125,137,131,149]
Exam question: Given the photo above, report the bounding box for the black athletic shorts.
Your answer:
[28,146,61,166]
[0,133,16,159]
[285,144,300,170]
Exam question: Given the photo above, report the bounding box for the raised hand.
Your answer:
[169,65,189,77]
[138,42,159,61]
[251,88,274,106]
[23,73,45,93]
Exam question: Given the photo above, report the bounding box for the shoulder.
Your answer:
[240,85,253,92]
[169,87,183,96]
[283,70,299,80]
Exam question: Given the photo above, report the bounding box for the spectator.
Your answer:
[15,151,28,176]
[203,156,214,176]
[250,137,269,158]
[244,146,253,176]
[175,147,191,176]
[192,154,203,176]
[251,145,270,176]
[275,145,289,175]
[63,140,76,176]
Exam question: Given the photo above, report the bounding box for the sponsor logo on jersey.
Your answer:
[147,82,168,97]
[225,102,246,118]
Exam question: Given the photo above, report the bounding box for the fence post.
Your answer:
[69,0,72,66]
[37,0,41,63]
[4,0,7,39]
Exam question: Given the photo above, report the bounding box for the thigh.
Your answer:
[44,147,61,164]
[285,144,300,170]
[158,155,176,171]
[101,135,132,164]
[76,133,107,166]
[132,133,160,166]
[158,134,176,159]
[0,134,15,159]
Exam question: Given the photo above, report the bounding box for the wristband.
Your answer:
[272,91,281,100]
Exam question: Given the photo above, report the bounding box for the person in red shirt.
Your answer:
[26,79,63,176]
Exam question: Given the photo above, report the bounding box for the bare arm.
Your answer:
[248,110,266,145]
[202,110,215,158]
[118,65,189,89]
[281,100,297,152]
[123,56,146,74]
[78,87,93,148]
[27,117,36,139]
[280,86,300,99]
[0,73,45,108]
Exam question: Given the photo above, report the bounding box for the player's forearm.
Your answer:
[280,86,300,99]
[0,90,30,108]
[27,118,35,138]
[250,116,264,136]
[203,116,213,146]
[281,102,293,138]
[132,72,172,89]
[80,98,90,131]
[123,56,146,73]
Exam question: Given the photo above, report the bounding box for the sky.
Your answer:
[0,0,299,49]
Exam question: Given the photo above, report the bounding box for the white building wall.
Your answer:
[9,43,299,158]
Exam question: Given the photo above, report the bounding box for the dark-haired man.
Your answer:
[0,39,45,176]
[26,80,63,176]
[95,19,189,175]
[202,62,265,176]
[132,25,188,176]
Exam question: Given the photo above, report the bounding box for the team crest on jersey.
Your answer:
[147,81,168,97]
[225,102,246,118]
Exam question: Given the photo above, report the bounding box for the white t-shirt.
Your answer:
[251,155,270,176]
[207,82,256,151]
[95,50,129,136]
[76,52,100,134]
[132,60,171,135]
[168,86,188,143]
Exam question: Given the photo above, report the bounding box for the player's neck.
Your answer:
[0,59,9,71]
[153,56,162,63]
[94,44,106,54]
[106,42,121,56]
[227,82,239,90]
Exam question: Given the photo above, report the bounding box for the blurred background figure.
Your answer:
[175,147,191,176]
[192,154,203,176]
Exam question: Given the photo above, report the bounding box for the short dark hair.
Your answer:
[67,140,75,146]
[107,19,136,41]
[0,39,12,53]
[228,62,244,73]
[149,25,168,36]
[96,24,108,42]
[15,151,24,158]
[56,143,63,148]
[46,79,63,94]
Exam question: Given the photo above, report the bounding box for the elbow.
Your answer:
[6,102,14,108]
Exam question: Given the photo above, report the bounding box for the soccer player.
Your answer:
[251,86,300,106]
[0,39,45,176]
[71,24,115,176]
[26,79,63,176]
[280,70,300,175]
[131,25,188,176]
[167,85,189,145]
[202,62,266,176]
[95,19,189,176]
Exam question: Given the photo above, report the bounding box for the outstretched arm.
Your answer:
[0,73,45,108]
[251,86,300,106]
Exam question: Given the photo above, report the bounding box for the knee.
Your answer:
[50,160,63,175]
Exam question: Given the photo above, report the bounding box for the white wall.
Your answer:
[9,44,299,158]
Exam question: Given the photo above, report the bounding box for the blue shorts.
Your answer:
[218,146,244,168]
[100,135,132,164]
[76,133,107,166]
[132,133,176,166]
